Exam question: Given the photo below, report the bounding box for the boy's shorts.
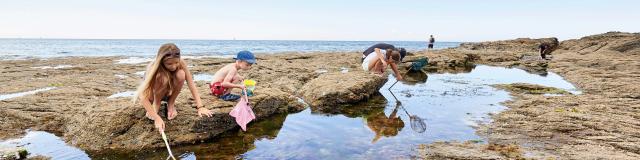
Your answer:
[210,82,227,96]
[210,82,241,101]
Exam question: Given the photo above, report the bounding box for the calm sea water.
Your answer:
[0,39,461,59]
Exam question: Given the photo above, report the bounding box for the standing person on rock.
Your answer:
[427,35,435,50]
[361,43,406,80]
[133,43,214,132]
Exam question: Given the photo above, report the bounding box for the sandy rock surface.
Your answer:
[0,52,392,151]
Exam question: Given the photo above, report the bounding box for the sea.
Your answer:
[0,39,462,59]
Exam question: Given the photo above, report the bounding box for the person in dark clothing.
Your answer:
[428,35,435,49]
[539,43,550,60]
[361,43,406,80]
[361,43,406,62]
[539,38,559,60]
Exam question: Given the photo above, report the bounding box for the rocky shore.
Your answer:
[0,52,388,152]
[1,32,638,159]
[420,32,640,159]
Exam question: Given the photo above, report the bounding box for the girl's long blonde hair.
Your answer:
[132,43,185,104]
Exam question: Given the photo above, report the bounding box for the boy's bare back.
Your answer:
[211,63,237,84]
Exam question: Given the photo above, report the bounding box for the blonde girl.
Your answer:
[133,43,213,132]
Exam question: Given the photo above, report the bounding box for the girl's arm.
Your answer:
[140,94,160,119]
[374,48,388,66]
[389,62,403,80]
[183,64,213,117]
[140,62,159,117]
[151,83,166,132]
[183,66,203,108]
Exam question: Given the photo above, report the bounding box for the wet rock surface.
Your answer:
[419,142,528,160]
[459,37,559,53]
[493,83,572,95]
[298,72,387,110]
[419,37,559,76]
[1,32,639,159]
[0,147,28,160]
[0,52,389,151]
[415,32,640,159]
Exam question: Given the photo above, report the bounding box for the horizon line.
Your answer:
[0,37,471,43]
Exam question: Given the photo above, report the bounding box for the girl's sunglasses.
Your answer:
[163,52,181,58]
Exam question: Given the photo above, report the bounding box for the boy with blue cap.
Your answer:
[209,51,256,101]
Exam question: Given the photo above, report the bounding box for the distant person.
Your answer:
[428,35,435,50]
[210,51,256,101]
[134,43,213,132]
[538,43,550,59]
[538,38,559,60]
[361,43,406,80]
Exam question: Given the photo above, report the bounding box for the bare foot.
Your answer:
[369,72,384,77]
[167,104,178,120]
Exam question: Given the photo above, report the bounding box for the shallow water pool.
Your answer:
[193,73,214,82]
[1,65,579,159]
[0,131,90,160]
[94,65,580,159]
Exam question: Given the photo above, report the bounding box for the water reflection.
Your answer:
[366,104,404,143]
[424,65,475,74]
[521,68,549,77]
[90,113,288,159]
[401,70,429,85]
[309,95,407,143]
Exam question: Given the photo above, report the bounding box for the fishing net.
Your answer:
[388,80,427,133]
[401,106,427,133]
[409,115,427,133]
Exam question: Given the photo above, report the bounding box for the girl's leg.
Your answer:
[147,77,170,120]
[167,69,186,120]
[367,57,381,72]
[372,60,385,75]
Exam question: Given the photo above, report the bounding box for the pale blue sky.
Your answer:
[0,0,638,41]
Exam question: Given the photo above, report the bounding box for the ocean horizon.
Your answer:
[0,38,462,60]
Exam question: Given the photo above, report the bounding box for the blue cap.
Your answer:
[233,50,256,64]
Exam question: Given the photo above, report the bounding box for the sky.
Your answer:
[0,0,638,42]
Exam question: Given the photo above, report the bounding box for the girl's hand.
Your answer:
[396,75,403,81]
[197,107,213,117]
[154,118,165,132]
